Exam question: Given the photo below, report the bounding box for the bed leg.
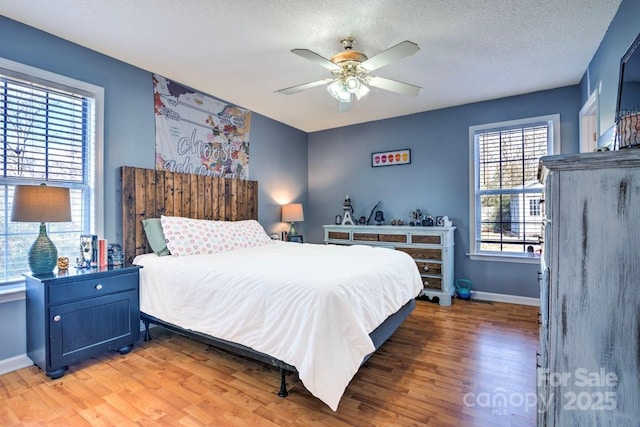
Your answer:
[143,320,151,341]
[278,368,289,398]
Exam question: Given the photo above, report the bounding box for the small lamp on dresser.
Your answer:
[281,203,304,237]
[11,183,72,275]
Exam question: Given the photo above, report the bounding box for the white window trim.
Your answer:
[468,114,560,263]
[0,57,104,290]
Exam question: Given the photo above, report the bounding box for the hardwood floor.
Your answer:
[0,299,538,426]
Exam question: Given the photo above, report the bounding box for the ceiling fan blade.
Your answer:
[360,40,420,71]
[367,76,422,97]
[291,49,342,71]
[275,78,335,95]
[338,100,352,113]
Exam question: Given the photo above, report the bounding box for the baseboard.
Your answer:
[470,291,540,306]
[0,354,32,375]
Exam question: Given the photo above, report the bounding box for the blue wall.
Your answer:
[308,86,581,298]
[580,0,640,137]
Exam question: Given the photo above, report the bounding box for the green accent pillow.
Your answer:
[142,218,171,256]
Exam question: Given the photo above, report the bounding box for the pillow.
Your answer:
[160,215,273,256]
[142,218,171,256]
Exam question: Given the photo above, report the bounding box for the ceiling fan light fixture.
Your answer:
[354,83,370,100]
[344,76,360,93]
[327,80,351,103]
[277,37,421,111]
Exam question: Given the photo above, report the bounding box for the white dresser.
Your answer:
[538,151,640,426]
[323,224,455,306]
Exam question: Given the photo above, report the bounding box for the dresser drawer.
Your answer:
[411,235,441,245]
[49,272,139,305]
[328,231,349,240]
[396,247,441,260]
[378,233,407,243]
[415,261,442,275]
[353,233,378,241]
[422,277,442,290]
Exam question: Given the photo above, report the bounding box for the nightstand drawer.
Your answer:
[49,272,138,305]
[415,261,442,275]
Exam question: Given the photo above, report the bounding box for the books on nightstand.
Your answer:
[98,239,108,267]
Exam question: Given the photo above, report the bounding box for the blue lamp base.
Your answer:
[288,222,298,236]
[28,223,58,275]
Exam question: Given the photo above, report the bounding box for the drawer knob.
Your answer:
[95,284,103,290]
[53,315,61,322]
[423,266,429,271]
[423,281,429,286]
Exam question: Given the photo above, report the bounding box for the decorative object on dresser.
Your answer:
[56,257,69,271]
[25,265,142,379]
[10,184,72,275]
[287,235,303,243]
[324,224,455,306]
[537,150,640,425]
[281,203,304,236]
[366,201,381,225]
[422,215,435,226]
[341,195,355,225]
[107,243,124,266]
[79,234,98,268]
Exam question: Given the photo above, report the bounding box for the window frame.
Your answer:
[0,57,104,288]
[468,114,560,264]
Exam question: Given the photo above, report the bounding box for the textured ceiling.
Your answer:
[0,0,622,132]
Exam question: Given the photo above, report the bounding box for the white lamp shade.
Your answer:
[281,203,304,222]
[11,184,72,223]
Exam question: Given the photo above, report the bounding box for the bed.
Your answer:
[121,166,422,410]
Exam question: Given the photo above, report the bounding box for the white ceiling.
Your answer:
[0,0,622,133]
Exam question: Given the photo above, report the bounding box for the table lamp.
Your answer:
[11,184,72,275]
[281,203,304,236]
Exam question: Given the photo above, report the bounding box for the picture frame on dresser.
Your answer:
[287,235,303,243]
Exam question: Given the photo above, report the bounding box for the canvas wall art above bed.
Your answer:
[121,166,422,411]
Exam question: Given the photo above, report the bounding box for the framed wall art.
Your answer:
[371,149,411,167]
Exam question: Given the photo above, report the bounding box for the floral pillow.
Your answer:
[160,215,274,256]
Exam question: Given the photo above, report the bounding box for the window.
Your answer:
[0,58,103,285]
[529,198,541,216]
[469,115,559,262]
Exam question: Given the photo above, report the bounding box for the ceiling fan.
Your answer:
[275,37,422,112]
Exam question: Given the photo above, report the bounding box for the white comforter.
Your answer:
[134,241,422,410]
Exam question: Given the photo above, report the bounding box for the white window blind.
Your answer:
[0,69,95,283]
[470,115,557,260]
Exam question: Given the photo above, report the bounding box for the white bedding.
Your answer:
[134,241,422,410]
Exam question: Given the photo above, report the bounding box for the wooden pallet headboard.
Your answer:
[121,166,258,265]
